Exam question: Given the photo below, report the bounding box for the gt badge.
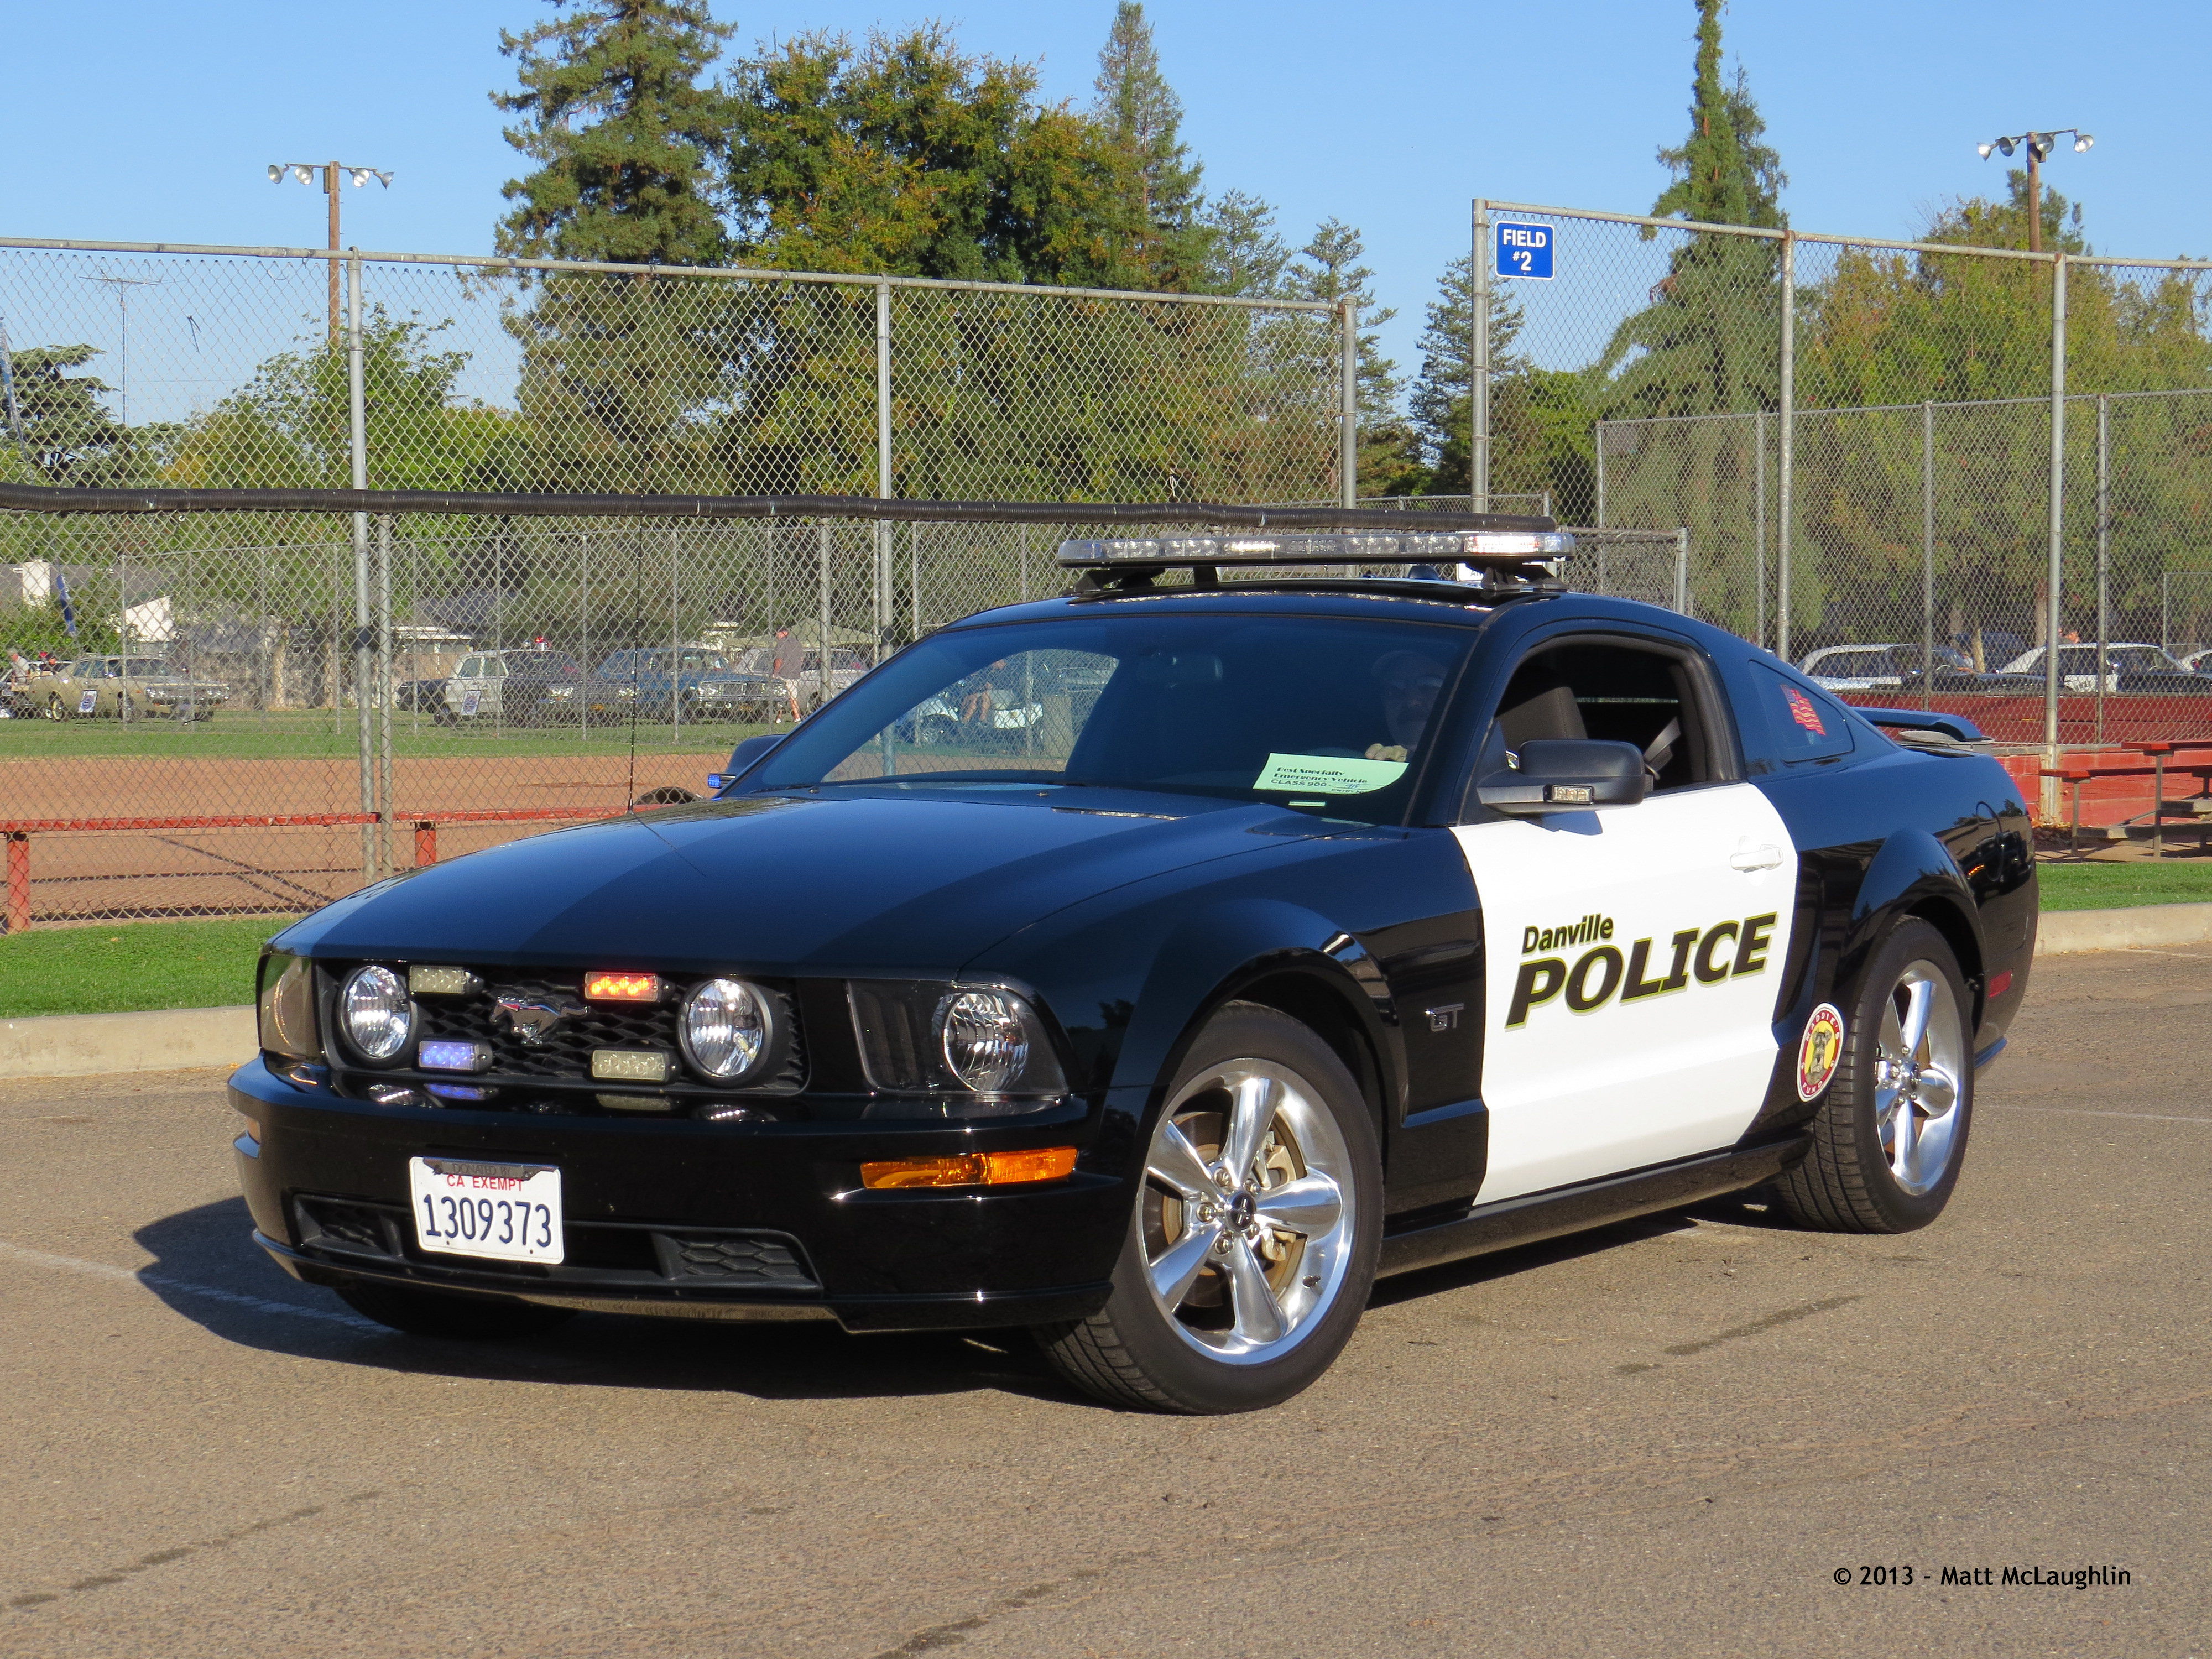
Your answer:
[1797,1003,1846,1100]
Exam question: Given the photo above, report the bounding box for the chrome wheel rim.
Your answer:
[1874,959,1965,1196]
[1139,1058,1355,1365]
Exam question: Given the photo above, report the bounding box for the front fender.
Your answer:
[1842,826,1985,1011]
[1115,898,1392,1109]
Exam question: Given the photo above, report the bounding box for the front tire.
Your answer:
[1773,917,1974,1233]
[1034,1003,1380,1413]
[334,1280,576,1340]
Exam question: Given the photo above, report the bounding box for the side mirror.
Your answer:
[1475,738,1649,816]
[708,731,786,792]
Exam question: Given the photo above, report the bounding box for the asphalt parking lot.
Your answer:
[3,948,2208,1658]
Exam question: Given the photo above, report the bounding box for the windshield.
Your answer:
[748,614,1476,823]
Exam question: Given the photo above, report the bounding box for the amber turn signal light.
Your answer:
[585,971,661,1002]
[859,1147,1079,1190]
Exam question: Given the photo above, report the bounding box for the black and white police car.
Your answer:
[231,524,2036,1414]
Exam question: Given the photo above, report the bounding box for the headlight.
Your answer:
[680,977,776,1082]
[848,982,1067,1097]
[940,990,1029,1092]
[338,964,413,1062]
[258,952,320,1060]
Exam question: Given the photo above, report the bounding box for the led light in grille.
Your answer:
[585,971,661,1002]
[340,965,412,1062]
[680,978,774,1082]
[419,1039,493,1073]
[859,1148,1079,1190]
[425,1083,491,1102]
[408,965,480,996]
[592,1049,671,1083]
[596,1093,675,1112]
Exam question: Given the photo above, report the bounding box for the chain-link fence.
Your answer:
[0,236,1387,928]
[1473,199,2212,768]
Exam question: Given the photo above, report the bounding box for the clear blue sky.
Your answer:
[3,0,2202,400]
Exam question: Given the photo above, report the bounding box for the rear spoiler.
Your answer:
[1854,707,1988,745]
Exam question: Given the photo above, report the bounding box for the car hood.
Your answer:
[281,790,1318,974]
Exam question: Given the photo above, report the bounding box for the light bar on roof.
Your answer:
[1056,530,1574,566]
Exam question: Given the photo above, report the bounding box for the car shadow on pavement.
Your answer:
[132,1197,1088,1408]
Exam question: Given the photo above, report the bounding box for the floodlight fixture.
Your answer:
[1975,127,2093,255]
[267,163,282,183]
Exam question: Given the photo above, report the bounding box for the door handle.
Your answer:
[1729,844,1785,872]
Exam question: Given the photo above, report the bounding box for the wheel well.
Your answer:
[1228,972,1387,1137]
[1907,895,1983,988]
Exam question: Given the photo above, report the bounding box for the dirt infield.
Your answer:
[2,749,729,925]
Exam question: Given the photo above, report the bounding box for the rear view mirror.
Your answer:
[1476,738,1648,816]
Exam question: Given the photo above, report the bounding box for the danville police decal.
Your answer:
[1505,912,1780,1028]
[1796,1003,1846,1100]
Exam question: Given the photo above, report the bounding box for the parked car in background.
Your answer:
[440,650,585,726]
[729,643,873,705]
[580,649,787,724]
[391,676,449,715]
[1994,643,2188,693]
[2176,646,2212,675]
[19,654,231,721]
[1799,643,1974,691]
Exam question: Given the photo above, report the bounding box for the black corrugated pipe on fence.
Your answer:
[0,482,1554,533]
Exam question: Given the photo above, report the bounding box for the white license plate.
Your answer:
[407,1157,564,1264]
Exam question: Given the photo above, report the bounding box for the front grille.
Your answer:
[396,968,806,1093]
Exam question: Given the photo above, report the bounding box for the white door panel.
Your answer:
[1452,783,1798,1203]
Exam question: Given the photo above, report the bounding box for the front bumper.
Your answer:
[229,1057,1127,1333]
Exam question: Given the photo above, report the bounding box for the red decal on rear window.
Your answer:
[1783,686,1827,735]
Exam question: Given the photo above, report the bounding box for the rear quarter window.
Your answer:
[1749,663,1858,763]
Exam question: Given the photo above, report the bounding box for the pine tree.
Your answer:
[5,345,139,483]
[1284,221,1420,495]
[493,0,735,265]
[1091,2,1203,284]
[1650,6,1784,230]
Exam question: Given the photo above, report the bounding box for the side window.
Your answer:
[1485,637,1725,792]
[456,656,481,679]
[1750,663,1857,763]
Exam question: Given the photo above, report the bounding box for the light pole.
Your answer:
[267,162,393,340]
[1976,129,2093,254]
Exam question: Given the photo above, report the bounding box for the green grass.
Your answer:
[2038,858,2212,911]
[0,917,290,1018]
[0,857,2195,1021]
[0,707,774,761]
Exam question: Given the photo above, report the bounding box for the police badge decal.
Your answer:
[1797,1003,1846,1101]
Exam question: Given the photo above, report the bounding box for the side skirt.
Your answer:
[1376,1135,1810,1280]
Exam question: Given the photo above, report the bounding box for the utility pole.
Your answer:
[269,161,393,340]
[1978,129,2092,254]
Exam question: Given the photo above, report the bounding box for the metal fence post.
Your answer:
[2096,393,2110,744]
[2044,252,2068,809]
[816,521,831,712]
[376,514,393,875]
[1776,231,1796,666]
[876,278,894,649]
[346,252,373,881]
[1921,401,1935,711]
[1673,528,1689,615]
[1339,296,1358,508]
[1753,409,1767,650]
[1470,198,1490,513]
[1593,420,1605,530]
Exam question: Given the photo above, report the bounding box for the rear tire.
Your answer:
[334,1280,576,1340]
[1773,917,1974,1233]
[44,695,66,722]
[1033,1003,1380,1413]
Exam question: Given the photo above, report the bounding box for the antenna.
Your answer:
[80,271,160,431]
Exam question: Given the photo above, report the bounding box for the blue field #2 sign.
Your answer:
[1495,220,1554,280]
